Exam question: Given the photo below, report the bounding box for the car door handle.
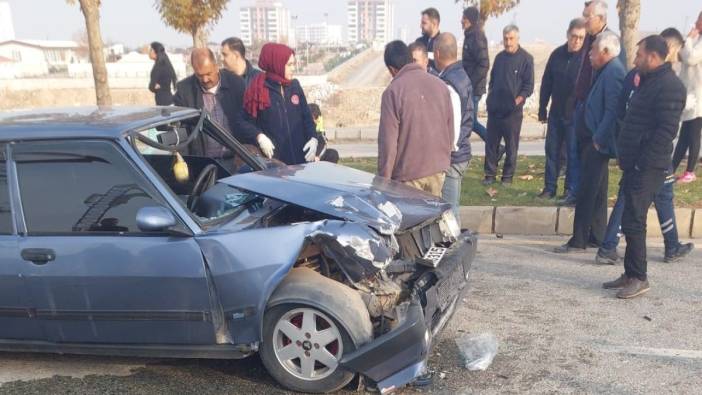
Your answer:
[21,248,56,265]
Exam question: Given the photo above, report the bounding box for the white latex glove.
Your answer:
[303,137,318,162]
[257,133,275,159]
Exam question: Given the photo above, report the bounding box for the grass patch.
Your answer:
[340,156,702,208]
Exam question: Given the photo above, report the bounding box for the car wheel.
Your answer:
[260,304,355,393]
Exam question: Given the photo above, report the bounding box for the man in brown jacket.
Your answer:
[378,40,454,196]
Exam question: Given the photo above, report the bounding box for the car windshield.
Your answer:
[127,112,265,225]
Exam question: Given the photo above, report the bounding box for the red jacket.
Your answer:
[378,63,454,181]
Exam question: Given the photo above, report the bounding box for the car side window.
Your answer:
[0,145,12,234]
[13,140,172,235]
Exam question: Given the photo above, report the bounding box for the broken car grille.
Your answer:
[395,221,446,260]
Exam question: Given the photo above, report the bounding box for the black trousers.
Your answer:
[621,168,667,281]
[672,117,702,173]
[485,111,523,180]
[568,143,609,248]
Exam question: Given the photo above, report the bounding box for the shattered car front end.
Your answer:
[221,162,477,392]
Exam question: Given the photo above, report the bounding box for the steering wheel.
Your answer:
[187,164,219,211]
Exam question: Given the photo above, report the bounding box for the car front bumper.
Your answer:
[339,231,477,393]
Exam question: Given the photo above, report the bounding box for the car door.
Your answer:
[10,139,216,345]
[0,143,44,341]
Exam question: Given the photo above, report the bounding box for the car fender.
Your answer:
[266,267,374,348]
[196,219,386,346]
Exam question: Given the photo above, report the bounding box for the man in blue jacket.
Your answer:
[435,32,473,223]
[556,32,625,253]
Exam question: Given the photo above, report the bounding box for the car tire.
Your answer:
[260,303,356,393]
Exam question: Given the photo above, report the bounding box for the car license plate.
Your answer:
[422,247,447,267]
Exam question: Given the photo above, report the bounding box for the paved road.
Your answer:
[335,140,547,158]
[1,236,700,394]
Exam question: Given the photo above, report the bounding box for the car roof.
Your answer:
[0,106,200,141]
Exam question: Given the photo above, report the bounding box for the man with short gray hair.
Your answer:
[560,0,616,206]
[556,31,625,253]
[483,24,534,185]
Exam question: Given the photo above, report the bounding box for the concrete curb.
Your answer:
[460,205,700,239]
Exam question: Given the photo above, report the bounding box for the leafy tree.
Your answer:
[154,0,229,48]
[617,0,641,69]
[456,0,522,27]
[67,0,112,106]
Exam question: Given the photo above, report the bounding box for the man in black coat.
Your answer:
[603,36,687,299]
[221,37,261,88]
[173,48,269,162]
[483,24,534,185]
[415,7,441,72]
[538,18,586,200]
[461,6,489,143]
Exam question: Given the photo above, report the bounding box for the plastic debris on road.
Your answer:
[455,333,499,371]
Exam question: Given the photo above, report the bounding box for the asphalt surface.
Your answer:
[1,236,700,394]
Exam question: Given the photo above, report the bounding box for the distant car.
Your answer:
[0,107,477,393]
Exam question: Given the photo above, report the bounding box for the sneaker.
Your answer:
[596,248,620,265]
[677,171,697,183]
[664,242,694,263]
[482,177,496,186]
[537,190,555,199]
[558,194,577,207]
[616,278,650,299]
[603,274,630,289]
[501,178,513,186]
[553,243,586,253]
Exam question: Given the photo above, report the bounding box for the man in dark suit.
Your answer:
[555,31,625,253]
[173,48,272,161]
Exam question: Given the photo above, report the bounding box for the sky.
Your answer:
[3,0,700,49]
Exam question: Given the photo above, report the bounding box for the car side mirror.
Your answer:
[136,206,178,233]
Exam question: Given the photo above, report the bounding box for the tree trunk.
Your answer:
[618,0,641,70]
[193,27,208,49]
[78,0,111,106]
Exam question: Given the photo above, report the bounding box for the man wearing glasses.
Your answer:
[538,18,588,200]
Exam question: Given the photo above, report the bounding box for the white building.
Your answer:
[0,2,14,42]
[0,39,81,77]
[347,0,394,45]
[295,23,343,47]
[240,0,293,47]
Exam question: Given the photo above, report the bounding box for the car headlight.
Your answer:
[440,210,461,240]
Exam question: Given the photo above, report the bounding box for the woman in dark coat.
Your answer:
[243,43,317,165]
[148,42,177,106]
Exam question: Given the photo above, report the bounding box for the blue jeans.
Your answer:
[544,116,579,195]
[472,96,487,142]
[442,161,469,224]
[601,172,680,252]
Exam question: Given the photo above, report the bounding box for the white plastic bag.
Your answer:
[455,332,498,371]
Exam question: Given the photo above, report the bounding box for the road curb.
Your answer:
[460,205,700,239]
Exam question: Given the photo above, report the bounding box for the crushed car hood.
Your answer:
[221,162,450,234]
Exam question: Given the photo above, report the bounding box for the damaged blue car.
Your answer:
[0,107,477,393]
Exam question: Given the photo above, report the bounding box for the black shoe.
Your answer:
[482,177,496,186]
[596,248,620,265]
[664,243,694,263]
[497,145,506,163]
[553,243,586,253]
[537,190,555,199]
[558,194,577,207]
[603,273,630,289]
[501,178,513,186]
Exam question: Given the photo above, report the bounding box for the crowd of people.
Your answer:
[378,2,701,300]
[144,1,702,300]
